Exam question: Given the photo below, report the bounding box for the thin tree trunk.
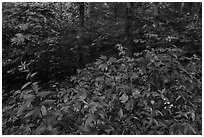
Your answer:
[59,2,65,65]
[77,2,85,69]
[125,2,134,57]
[42,19,49,83]
[180,2,185,13]
[152,2,158,16]
[113,3,118,21]
[87,2,93,18]
[59,2,63,30]
[79,2,85,28]
[44,50,49,82]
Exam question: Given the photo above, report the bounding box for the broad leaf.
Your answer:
[37,91,53,98]
[40,99,55,106]
[24,110,34,118]
[99,63,108,71]
[85,114,96,127]
[41,105,47,116]
[118,108,123,118]
[120,94,129,103]
[32,83,39,93]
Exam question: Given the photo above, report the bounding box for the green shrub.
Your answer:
[59,47,201,134]
[3,46,201,135]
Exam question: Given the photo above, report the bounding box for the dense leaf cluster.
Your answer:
[3,46,201,135]
[2,2,202,135]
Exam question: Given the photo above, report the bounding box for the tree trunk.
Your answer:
[87,2,93,18]
[59,2,63,30]
[125,2,134,57]
[59,2,65,66]
[79,2,85,28]
[77,2,85,69]
[113,3,118,21]
[44,50,49,82]
[152,2,158,16]
[41,18,49,83]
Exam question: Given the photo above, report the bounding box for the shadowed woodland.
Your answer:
[2,2,202,135]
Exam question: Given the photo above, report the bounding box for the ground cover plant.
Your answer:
[3,45,202,135]
[2,2,202,135]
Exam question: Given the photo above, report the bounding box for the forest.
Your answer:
[2,2,202,135]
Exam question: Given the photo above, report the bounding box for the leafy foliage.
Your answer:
[63,46,201,134]
[3,45,201,134]
[2,2,202,135]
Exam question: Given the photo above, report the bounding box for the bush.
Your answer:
[3,46,201,135]
[59,46,201,134]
